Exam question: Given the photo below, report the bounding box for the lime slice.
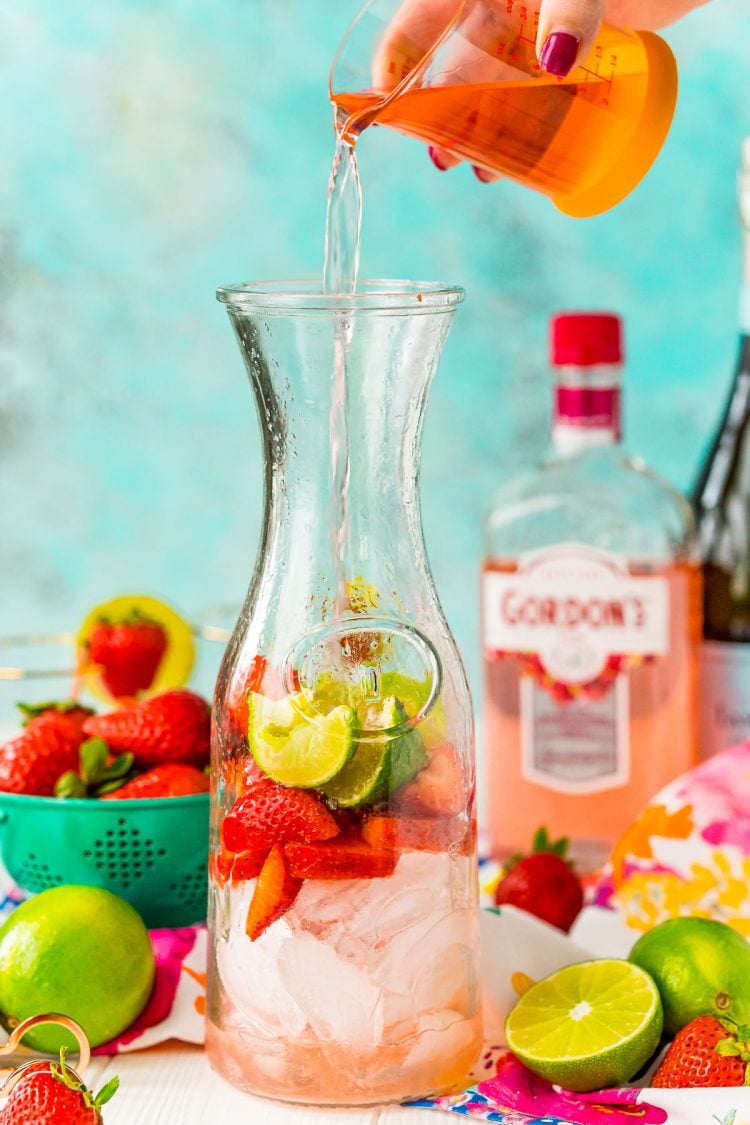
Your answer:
[505,959,663,1093]
[321,740,391,808]
[373,673,445,749]
[321,696,426,808]
[363,696,426,795]
[249,693,356,788]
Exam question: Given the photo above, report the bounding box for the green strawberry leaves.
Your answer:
[94,1075,121,1107]
[531,826,570,858]
[16,700,94,728]
[504,826,574,875]
[54,738,136,799]
[50,1047,120,1109]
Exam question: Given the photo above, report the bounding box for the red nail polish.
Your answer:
[539,31,580,77]
[428,145,450,171]
[473,166,497,184]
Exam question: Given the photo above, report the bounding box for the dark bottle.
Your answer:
[693,137,750,756]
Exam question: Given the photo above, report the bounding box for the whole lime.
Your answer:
[629,917,750,1036]
[0,885,155,1053]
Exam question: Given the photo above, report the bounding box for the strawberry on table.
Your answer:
[493,827,584,933]
[83,690,211,769]
[651,1017,750,1087]
[0,703,93,796]
[246,844,302,941]
[0,1049,119,1124]
[101,763,209,799]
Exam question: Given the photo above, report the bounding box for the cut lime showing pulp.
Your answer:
[321,696,427,808]
[322,740,390,807]
[249,693,356,788]
[505,959,663,1092]
[362,696,427,796]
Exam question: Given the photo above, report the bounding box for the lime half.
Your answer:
[371,697,426,796]
[249,693,356,788]
[322,739,391,807]
[322,696,426,808]
[505,959,663,1092]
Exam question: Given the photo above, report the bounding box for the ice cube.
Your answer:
[288,851,454,963]
[402,1010,481,1076]
[277,930,384,1049]
[216,882,307,1039]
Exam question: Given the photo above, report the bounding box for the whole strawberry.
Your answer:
[102,763,209,799]
[494,827,584,932]
[83,690,211,769]
[1,1049,119,1124]
[0,703,93,796]
[652,1016,750,1087]
[86,612,167,699]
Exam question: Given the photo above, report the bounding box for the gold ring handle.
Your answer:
[0,1014,90,1096]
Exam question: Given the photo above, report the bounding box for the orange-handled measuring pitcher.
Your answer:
[330,0,677,217]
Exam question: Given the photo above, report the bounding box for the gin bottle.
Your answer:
[692,138,750,757]
[482,313,700,870]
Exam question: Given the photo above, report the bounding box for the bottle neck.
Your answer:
[740,235,750,338]
[741,143,750,337]
[551,365,623,454]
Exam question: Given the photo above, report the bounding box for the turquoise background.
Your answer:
[0,0,747,700]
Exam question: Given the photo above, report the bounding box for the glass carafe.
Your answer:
[205,281,482,1106]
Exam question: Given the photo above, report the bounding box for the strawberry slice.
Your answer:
[227,655,268,738]
[210,845,235,888]
[222,779,340,855]
[395,742,467,817]
[246,845,302,941]
[362,814,471,854]
[231,850,267,883]
[285,838,397,880]
[211,843,267,888]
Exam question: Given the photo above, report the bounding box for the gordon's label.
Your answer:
[483,544,669,683]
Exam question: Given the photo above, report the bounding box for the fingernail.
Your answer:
[473,166,498,184]
[539,31,580,77]
[428,145,451,171]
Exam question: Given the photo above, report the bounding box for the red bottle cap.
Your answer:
[550,313,624,367]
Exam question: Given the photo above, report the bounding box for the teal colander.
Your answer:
[0,792,209,929]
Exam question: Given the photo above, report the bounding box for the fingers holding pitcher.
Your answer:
[372,0,463,90]
[536,0,606,76]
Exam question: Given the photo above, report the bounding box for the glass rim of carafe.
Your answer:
[329,0,471,120]
[216,278,465,314]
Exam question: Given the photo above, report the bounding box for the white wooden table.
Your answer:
[85,1044,438,1123]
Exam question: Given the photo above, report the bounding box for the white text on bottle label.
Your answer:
[483,544,669,682]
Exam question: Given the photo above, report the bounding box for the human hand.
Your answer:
[374,0,709,181]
